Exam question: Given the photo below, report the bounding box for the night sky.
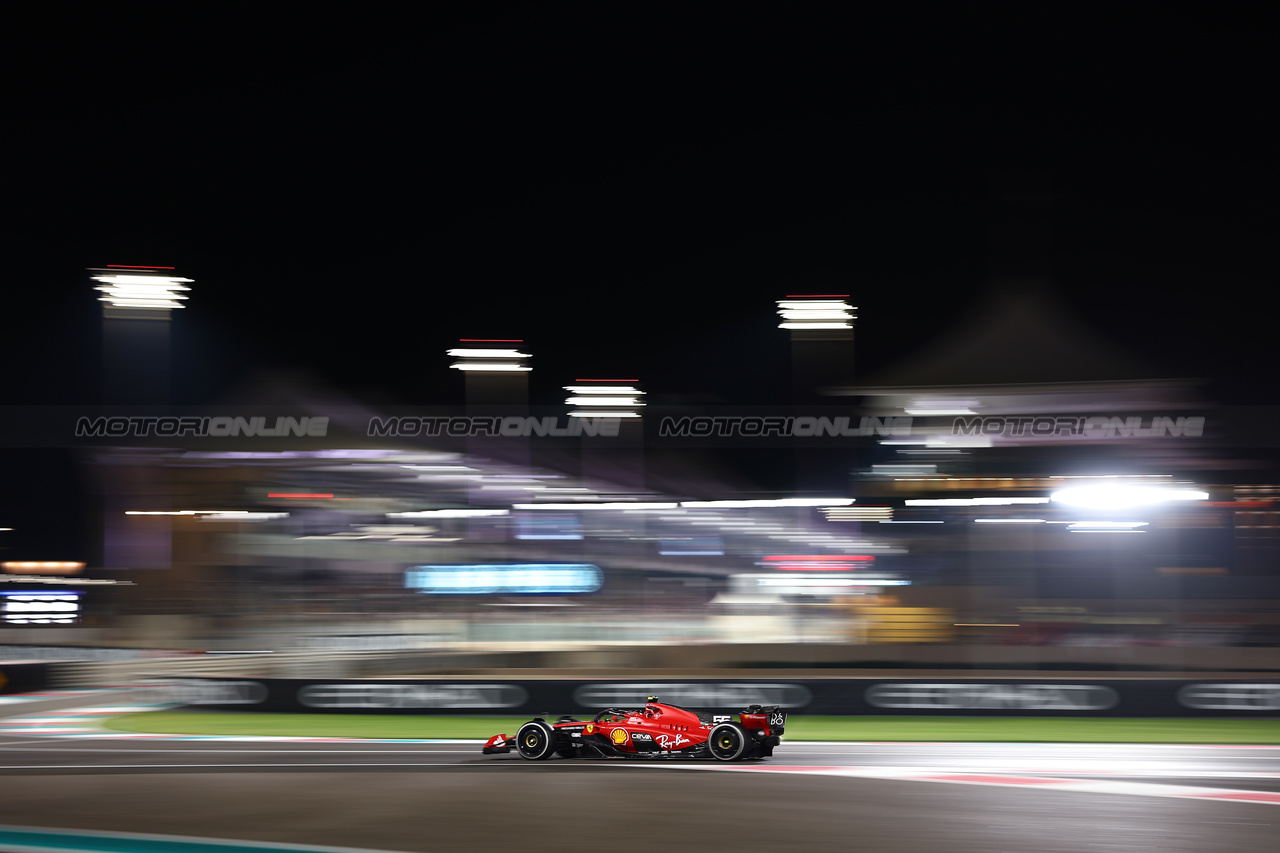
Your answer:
[5,5,1277,408]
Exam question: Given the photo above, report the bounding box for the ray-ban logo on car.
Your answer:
[865,683,1118,711]
[1178,684,1280,711]
[573,683,812,709]
[298,683,528,709]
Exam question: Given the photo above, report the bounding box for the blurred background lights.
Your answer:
[2,561,85,575]
[565,380,644,418]
[447,340,531,372]
[1050,484,1209,509]
[776,296,855,330]
[682,498,853,508]
[91,268,192,311]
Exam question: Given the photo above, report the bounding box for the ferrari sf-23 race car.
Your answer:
[482,696,786,761]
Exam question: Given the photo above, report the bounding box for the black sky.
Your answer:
[5,4,1277,407]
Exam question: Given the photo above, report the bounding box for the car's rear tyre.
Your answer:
[516,721,556,761]
[707,723,747,761]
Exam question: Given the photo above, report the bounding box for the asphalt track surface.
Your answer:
[2,696,1278,852]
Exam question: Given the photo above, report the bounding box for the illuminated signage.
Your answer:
[405,563,603,594]
[2,562,84,575]
[2,592,81,624]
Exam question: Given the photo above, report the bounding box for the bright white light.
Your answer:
[1068,528,1147,534]
[776,298,855,330]
[564,397,645,406]
[925,437,992,448]
[778,310,853,320]
[386,509,510,518]
[756,576,906,587]
[93,274,193,310]
[568,411,641,418]
[125,510,287,521]
[563,386,644,395]
[1051,485,1209,510]
[904,408,976,415]
[4,601,79,612]
[777,301,853,311]
[512,502,679,510]
[1066,521,1149,529]
[906,498,1050,506]
[446,349,530,358]
[681,498,854,508]
[449,363,532,371]
[974,518,1045,523]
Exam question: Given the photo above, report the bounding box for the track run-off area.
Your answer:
[2,691,1278,853]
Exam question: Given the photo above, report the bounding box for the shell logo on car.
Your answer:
[610,728,629,745]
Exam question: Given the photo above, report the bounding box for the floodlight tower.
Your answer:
[777,295,856,402]
[447,340,531,408]
[90,265,192,582]
[91,265,193,404]
[448,340,532,476]
[563,380,645,420]
[564,379,646,489]
[779,295,857,496]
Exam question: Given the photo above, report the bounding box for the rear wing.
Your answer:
[739,704,786,735]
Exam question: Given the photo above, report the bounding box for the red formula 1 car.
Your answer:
[482,696,785,761]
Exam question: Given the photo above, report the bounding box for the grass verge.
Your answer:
[103,712,1280,744]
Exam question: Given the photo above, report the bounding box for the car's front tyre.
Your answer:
[707,723,748,761]
[516,721,556,761]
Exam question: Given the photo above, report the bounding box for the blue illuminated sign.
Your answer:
[405,563,603,594]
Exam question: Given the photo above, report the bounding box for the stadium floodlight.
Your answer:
[776,301,850,311]
[90,267,192,317]
[563,386,644,394]
[565,397,644,406]
[565,380,645,419]
[446,349,531,358]
[450,362,532,371]
[448,340,531,373]
[776,295,855,330]
[1050,484,1209,510]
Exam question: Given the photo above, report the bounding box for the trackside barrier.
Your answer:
[0,662,55,694]
[135,677,1280,717]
